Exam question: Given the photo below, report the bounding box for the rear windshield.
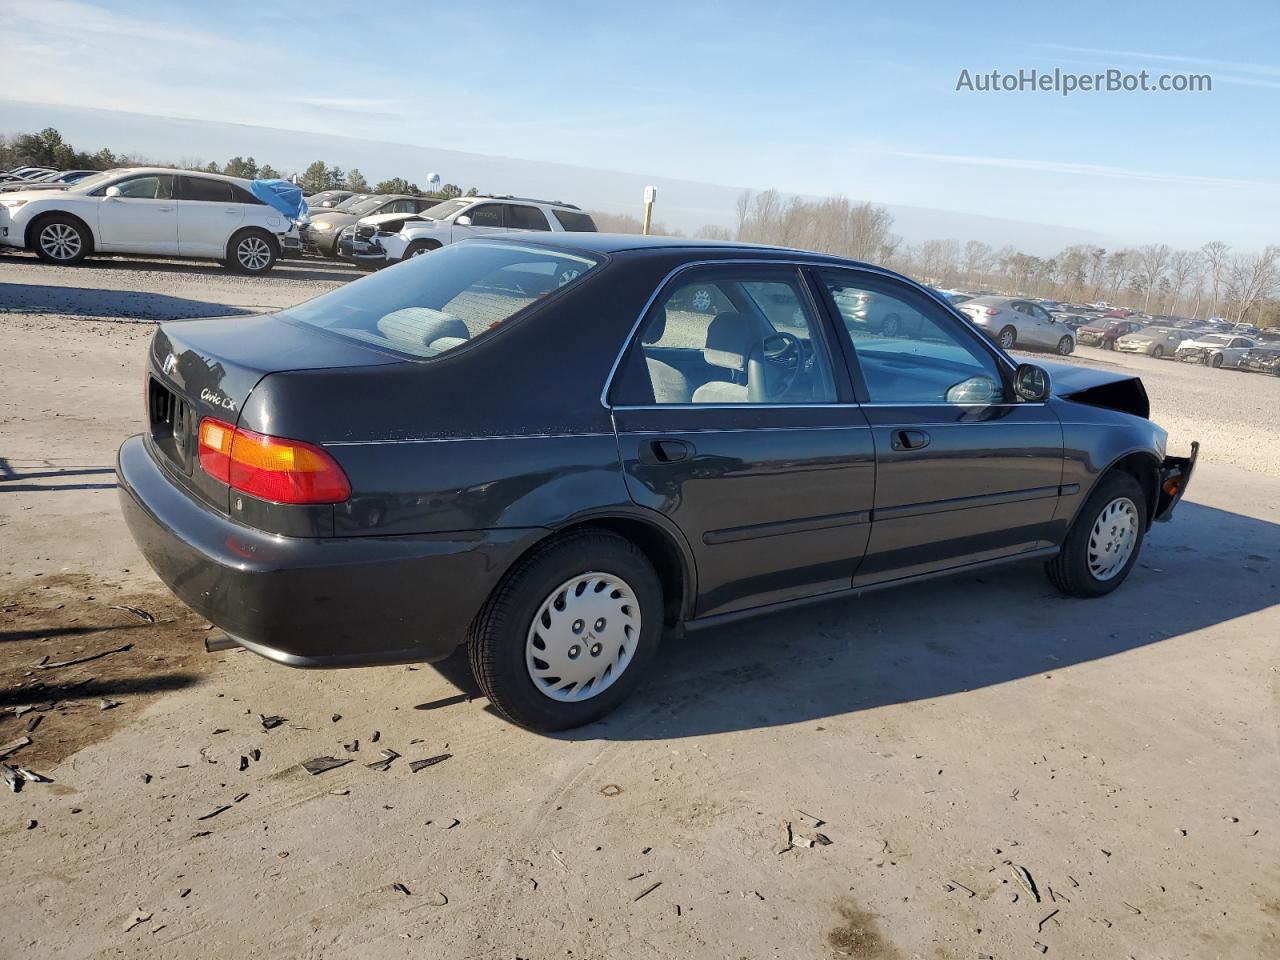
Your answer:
[280,241,599,359]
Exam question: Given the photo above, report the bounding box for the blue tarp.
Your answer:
[250,179,308,222]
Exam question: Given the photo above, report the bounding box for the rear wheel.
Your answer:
[1056,336,1074,355]
[1152,344,1165,359]
[881,313,903,337]
[997,326,1017,350]
[225,230,277,274]
[1209,353,1223,368]
[32,215,90,265]
[1045,471,1146,598]
[468,531,663,731]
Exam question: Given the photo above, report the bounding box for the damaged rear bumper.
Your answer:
[1154,441,1198,522]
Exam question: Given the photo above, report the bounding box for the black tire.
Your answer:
[1056,336,1074,356]
[468,530,663,732]
[997,326,1017,350]
[1045,471,1146,598]
[881,313,902,337]
[224,229,277,274]
[404,240,438,260]
[1104,339,1115,351]
[1210,353,1223,368]
[31,214,91,265]
[1152,344,1164,359]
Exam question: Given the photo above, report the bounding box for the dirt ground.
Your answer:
[1,253,1278,959]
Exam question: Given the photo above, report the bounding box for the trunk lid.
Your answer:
[145,313,399,510]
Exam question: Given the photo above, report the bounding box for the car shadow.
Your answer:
[530,500,1278,741]
[0,282,258,322]
[3,249,360,284]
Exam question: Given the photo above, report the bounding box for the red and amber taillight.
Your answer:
[198,418,350,504]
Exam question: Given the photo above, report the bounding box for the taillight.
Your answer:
[198,418,350,504]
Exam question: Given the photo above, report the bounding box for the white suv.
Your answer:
[0,167,301,273]
[354,195,596,267]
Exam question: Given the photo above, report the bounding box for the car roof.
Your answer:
[80,166,256,188]
[959,295,1021,306]
[483,231,865,262]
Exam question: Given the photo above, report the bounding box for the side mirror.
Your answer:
[1014,363,1051,402]
[454,214,472,226]
[105,185,121,198]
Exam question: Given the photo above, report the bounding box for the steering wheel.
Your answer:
[761,331,804,396]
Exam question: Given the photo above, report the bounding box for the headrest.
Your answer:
[702,312,756,370]
[376,308,470,352]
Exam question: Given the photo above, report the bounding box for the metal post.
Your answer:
[642,185,656,236]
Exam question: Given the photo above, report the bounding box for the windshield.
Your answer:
[330,194,373,212]
[68,171,116,192]
[339,195,386,215]
[421,198,471,220]
[1201,335,1231,345]
[280,241,600,359]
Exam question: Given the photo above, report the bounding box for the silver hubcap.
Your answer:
[237,236,271,271]
[1087,496,1139,581]
[691,288,712,311]
[410,246,430,257]
[525,572,640,702]
[1059,338,1072,354]
[999,330,1015,348]
[557,266,582,287]
[40,223,81,260]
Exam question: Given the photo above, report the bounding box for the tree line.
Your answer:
[4,128,1275,326]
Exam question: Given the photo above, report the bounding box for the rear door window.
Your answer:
[505,205,551,230]
[465,204,503,227]
[551,210,597,232]
[179,176,234,202]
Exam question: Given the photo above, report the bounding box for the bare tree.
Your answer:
[1164,250,1201,318]
[963,240,993,287]
[1226,246,1279,323]
[1200,241,1230,318]
[1134,244,1172,311]
[693,224,732,241]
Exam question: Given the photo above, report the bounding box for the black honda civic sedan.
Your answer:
[118,235,1196,731]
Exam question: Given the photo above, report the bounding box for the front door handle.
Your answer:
[156,206,175,212]
[890,429,930,451]
[639,438,692,464]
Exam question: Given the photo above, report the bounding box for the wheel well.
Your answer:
[1106,452,1160,527]
[26,211,94,254]
[551,517,691,627]
[229,226,278,255]
[408,238,442,253]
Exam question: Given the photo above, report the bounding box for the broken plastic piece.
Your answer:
[409,754,452,772]
[302,756,353,776]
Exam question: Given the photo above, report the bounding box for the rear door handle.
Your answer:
[890,429,930,451]
[639,438,692,464]
[156,206,175,212]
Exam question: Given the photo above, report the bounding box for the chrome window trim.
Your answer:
[599,257,1018,410]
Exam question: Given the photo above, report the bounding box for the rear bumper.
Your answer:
[116,434,543,667]
[1154,441,1198,523]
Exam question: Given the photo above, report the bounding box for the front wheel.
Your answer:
[468,531,663,731]
[225,230,277,274]
[1056,336,1074,356]
[32,215,91,265]
[1152,344,1165,359]
[1045,471,1146,598]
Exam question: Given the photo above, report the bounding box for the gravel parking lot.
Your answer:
[2,255,1277,959]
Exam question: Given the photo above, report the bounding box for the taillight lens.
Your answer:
[198,418,350,504]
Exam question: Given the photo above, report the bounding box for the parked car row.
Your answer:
[0,166,99,192]
[0,167,304,272]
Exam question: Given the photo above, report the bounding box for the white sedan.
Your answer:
[0,167,299,273]
[1174,333,1256,368]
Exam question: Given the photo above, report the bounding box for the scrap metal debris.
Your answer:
[3,763,50,793]
[238,756,249,771]
[109,604,155,623]
[196,804,232,821]
[37,643,131,669]
[392,882,411,896]
[233,792,248,803]
[600,784,622,797]
[26,819,37,830]
[409,754,452,772]
[99,699,121,710]
[425,892,449,906]
[141,773,152,784]
[1011,864,1041,903]
[634,881,662,902]
[331,714,342,723]
[371,731,381,743]
[0,736,32,760]
[302,756,352,776]
[343,741,359,753]
[366,750,400,772]
[25,715,42,733]
[249,749,261,762]
[1038,909,1060,932]
[1122,902,1143,915]
[259,715,286,730]
[945,880,977,898]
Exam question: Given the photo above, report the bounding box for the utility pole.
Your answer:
[642,185,656,235]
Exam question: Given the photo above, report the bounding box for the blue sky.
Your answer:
[3,0,1278,249]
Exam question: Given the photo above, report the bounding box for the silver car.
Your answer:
[958,296,1077,355]
[1114,326,1187,359]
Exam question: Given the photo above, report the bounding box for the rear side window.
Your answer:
[552,210,597,232]
[228,183,264,204]
[505,205,551,230]
[466,204,503,227]
[280,242,599,359]
[179,176,234,202]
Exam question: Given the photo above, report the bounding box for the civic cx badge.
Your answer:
[162,352,178,377]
